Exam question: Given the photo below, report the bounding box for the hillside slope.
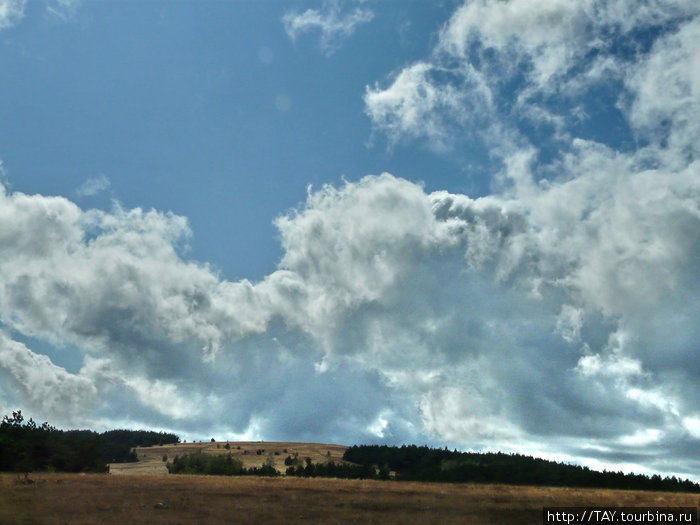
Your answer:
[109,441,348,475]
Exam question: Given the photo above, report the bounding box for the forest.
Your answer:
[166,445,700,492]
[342,445,700,492]
[0,411,179,474]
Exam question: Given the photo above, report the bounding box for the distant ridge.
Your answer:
[3,411,698,493]
[343,445,700,493]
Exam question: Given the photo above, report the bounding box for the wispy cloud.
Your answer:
[0,0,81,30]
[74,174,111,198]
[0,0,26,30]
[282,0,374,56]
[46,0,81,22]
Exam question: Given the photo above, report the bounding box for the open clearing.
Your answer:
[108,441,350,475]
[2,472,698,525]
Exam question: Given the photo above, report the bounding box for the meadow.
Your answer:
[2,472,699,525]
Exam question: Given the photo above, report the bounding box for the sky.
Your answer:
[0,0,698,481]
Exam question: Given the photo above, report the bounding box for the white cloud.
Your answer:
[282,0,373,56]
[75,174,111,198]
[419,375,524,447]
[358,3,699,477]
[0,0,26,30]
[438,0,700,89]
[625,17,700,160]
[46,0,80,22]
[556,304,584,343]
[0,152,698,473]
[122,376,201,420]
[438,0,590,86]
[365,0,700,154]
[0,331,97,422]
[364,62,492,151]
[0,160,8,187]
[617,428,664,447]
[1,0,699,479]
[683,417,700,439]
[0,0,82,30]
[575,348,644,382]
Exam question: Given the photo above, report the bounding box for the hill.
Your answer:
[109,441,349,475]
[3,411,698,494]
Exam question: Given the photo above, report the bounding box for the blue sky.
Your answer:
[1,0,699,482]
[2,0,477,280]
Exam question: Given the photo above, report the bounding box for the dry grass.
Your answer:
[109,441,349,475]
[1,472,698,525]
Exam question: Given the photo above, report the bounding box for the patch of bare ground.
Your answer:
[1,473,698,525]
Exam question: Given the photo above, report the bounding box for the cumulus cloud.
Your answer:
[1,0,698,480]
[1,146,697,474]
[0,331,97,423]
[282,0,373,56]
[625,16,700,160]
[437,0,700,89]
[438,0,591,86]
[358,0,700,478]
[0,175,442,440]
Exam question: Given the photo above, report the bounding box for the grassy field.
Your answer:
[109,441,349,475]
[1,472,698,524]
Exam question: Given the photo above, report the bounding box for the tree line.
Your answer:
[342,445,700,492]
[166,451,382,479]
[166,452,280,477]
[3,410,697,493]
[0,411,179,474]
[284,456,383,479]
